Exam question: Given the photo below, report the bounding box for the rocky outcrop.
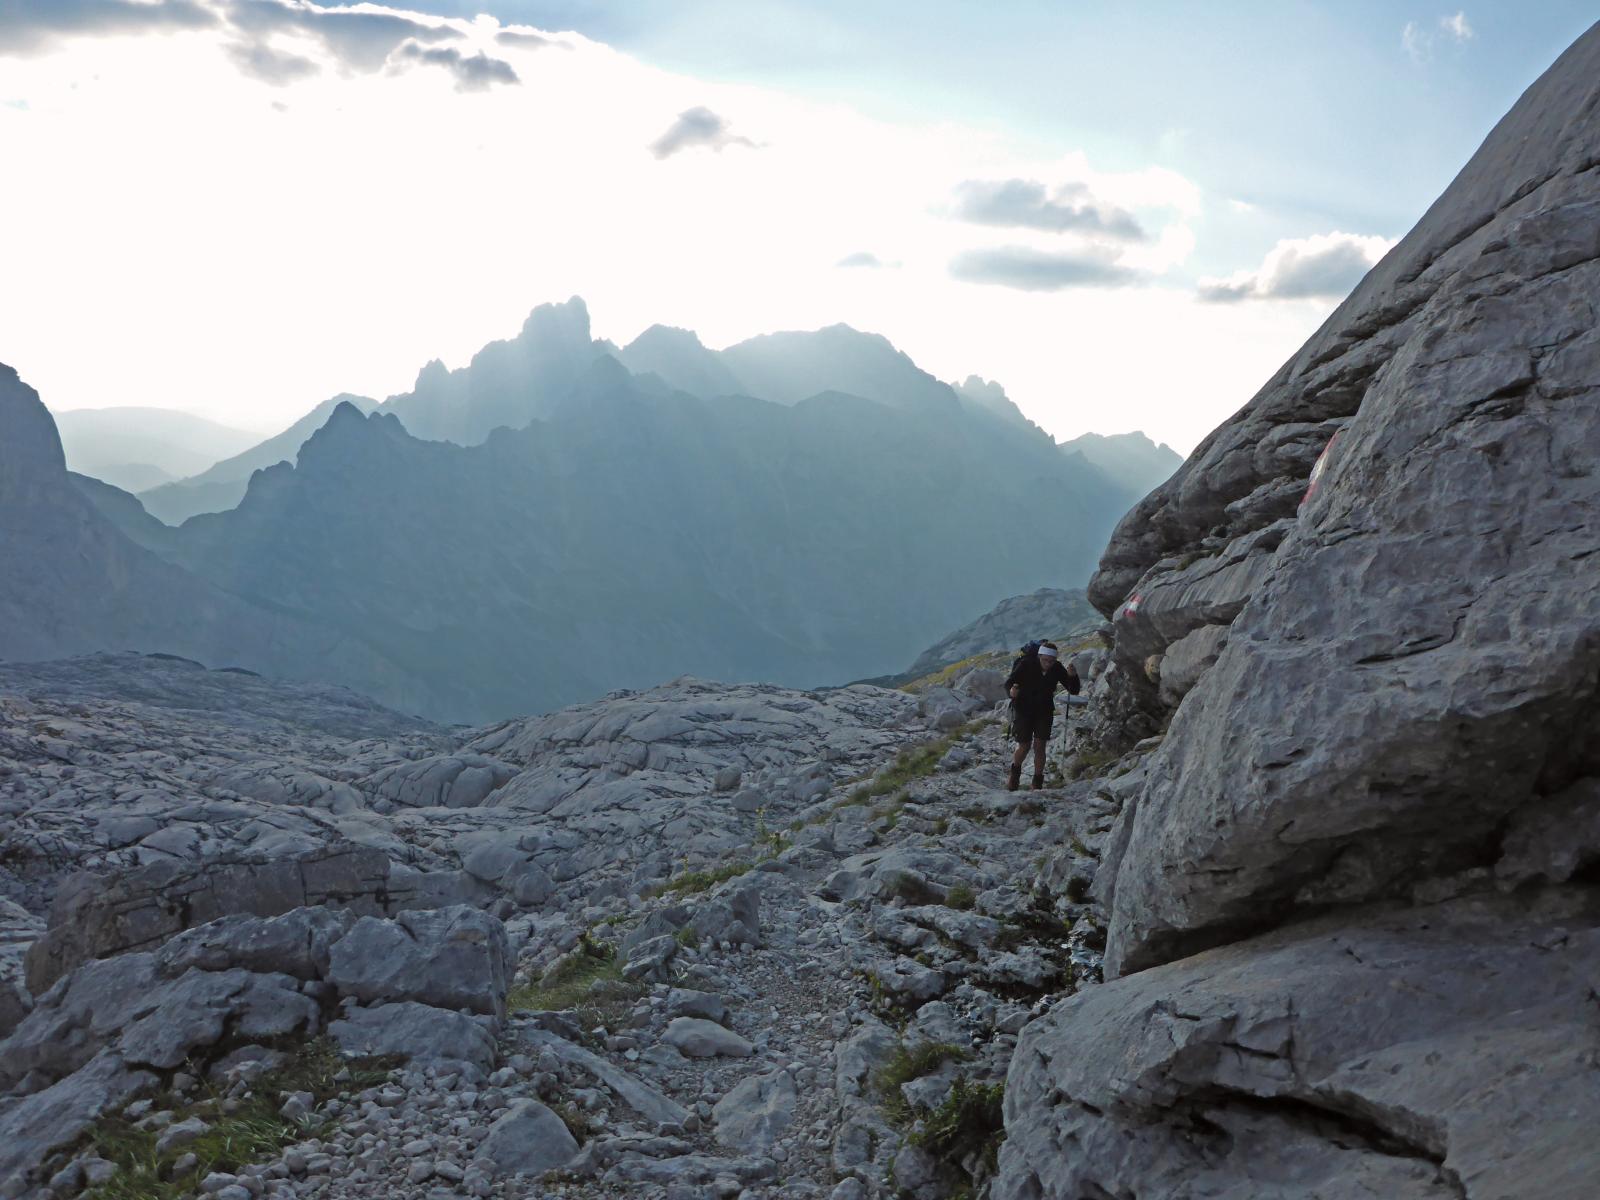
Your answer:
[0,903,512,1192]
[997,890,1600,1200]
[902,588,1101,679]
[995,21,1600,1200]
[1086,16,1600,977]
[0,640,1090,1198]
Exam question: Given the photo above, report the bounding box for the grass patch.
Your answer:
[943,883,976,910]
[1067,746,1121,781]
[507,930,639,1020]
[848,720,990,806]
[656,861,752,898]
[81,1040,391,1200]
[874,1042,972,1126]
[910,1077,1007,1178]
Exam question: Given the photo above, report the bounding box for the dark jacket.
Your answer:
[1005,655,1080,716]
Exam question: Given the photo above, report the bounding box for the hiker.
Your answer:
[1005,641,1080,791]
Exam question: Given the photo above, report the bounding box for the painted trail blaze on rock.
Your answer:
[1298,429,1340,508]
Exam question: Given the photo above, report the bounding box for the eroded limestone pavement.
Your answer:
[0,648,1121,1200]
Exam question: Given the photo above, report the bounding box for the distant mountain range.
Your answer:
[138,395,378,525]
[1058,430,1180,496]
[5,298,1174,721]
[49,406,260,494]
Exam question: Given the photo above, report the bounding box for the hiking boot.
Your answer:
[1006,764,1021,792]
[1031,772,1045,791]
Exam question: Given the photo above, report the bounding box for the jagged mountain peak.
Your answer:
[517,295,592,346]
[625,323,708,352]
[0,364,66,489]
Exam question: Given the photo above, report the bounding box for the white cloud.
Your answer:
[648,105,755,158]
[836,251,892,268]
[1403,11,1474,63]
[949,245,1140,291]
[1197,232,1397,303]
[949,178,1147,240]
[0,0,1344,455]
[1402,20,1431,62]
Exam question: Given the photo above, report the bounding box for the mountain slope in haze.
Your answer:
[138,394,378,525]
[0,365,427,713]
[50,406,259,493]
[129,296,1166,530]
[906,587,1102,678]
[1059,430,1181,495]
[143,357,1134,722]
[379,297,605,445]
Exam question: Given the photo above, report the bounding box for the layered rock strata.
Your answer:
[995,21,1600,1200]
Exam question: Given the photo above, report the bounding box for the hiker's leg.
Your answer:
[1032,737,1047,778]
[1007,720,1028,790]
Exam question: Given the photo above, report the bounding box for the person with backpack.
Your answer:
[1004,640,1080,791]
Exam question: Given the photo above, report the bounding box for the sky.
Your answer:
[1,2,1595,453]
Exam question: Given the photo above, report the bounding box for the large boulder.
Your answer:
[1088,23,1600,749]
[995,891,1600,1200]
[327,1001,497,1075]
[325,905,511,1019]
[473,1099,580,1178]
[0,952,318,1093]
[1089,19,1600,976]
[712,1068,798,1153]
[24,844,392,993]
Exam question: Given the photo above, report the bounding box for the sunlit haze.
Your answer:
[3,2,1593,451]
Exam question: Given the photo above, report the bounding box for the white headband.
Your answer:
[1038,645,1058,659]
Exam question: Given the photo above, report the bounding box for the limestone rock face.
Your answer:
[325,906,510,1019]
[1085,19,1600,976]
[996,892,1600,1200]
[992,21,1600,1200]
[27,844,396,993]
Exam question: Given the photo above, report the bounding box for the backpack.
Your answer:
[1007,641,1043,724]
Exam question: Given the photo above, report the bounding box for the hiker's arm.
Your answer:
[1054,662,1081,695]
[1004,664,1022,698]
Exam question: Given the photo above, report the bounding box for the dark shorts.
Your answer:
[1012,707,1053,745]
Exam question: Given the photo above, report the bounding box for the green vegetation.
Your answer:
[900,650,1006,695]
[943,883,976,910]
[656,860,753,897]
[874,1042,972,1125]
[910,1077,1007,1178]
[847,719,992,806]
[1067,746,1121,781]
[81,1040,391,1200]
[507,930,640,1021]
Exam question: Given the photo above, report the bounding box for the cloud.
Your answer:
[0,0,217,56]
[1198,232,1395,303]
[836,251,886,268]
[225,37,319,85]
[394,40,518,91]
[649,106,756,159]
[1403,11,1474,62]
[949,245,1141,291]
[951,178,1147,240]
[495,28,552,50]
[223,0,455,73]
